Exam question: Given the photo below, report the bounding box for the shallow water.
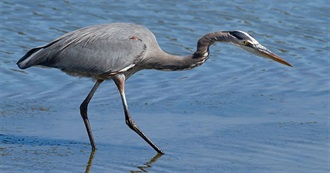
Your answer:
[1,0,329,172]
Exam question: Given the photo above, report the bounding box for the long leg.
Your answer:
[113,74,164,154]
[80,79,104,150]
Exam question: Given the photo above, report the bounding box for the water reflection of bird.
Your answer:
[17,23,292,154]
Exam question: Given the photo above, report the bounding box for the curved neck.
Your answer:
[144,31,231,71]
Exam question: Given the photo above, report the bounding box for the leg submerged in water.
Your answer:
[113,74,164,154]
[80,79,104,150]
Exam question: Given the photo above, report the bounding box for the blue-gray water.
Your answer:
[0,0,329,172]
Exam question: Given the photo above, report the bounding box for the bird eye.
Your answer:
[243,40,254,47]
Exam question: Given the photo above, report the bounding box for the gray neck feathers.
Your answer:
[145,32,230,71]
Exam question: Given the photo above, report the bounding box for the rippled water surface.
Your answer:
[1,0,329,172]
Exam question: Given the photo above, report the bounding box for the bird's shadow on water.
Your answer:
[85,150,163,173]
[1,134,163,172]
[128,153,163,173]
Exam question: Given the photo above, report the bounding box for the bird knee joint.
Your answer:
[80,104,87,112]
[126,119,136,129]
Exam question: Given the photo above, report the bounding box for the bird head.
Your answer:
[227,30,292,67]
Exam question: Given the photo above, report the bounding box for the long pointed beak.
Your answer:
[255,44,292,67]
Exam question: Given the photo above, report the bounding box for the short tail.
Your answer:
[17,47,44,69]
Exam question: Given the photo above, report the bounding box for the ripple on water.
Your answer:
[1,0,329,172]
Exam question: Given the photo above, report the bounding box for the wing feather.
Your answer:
[18,23,151,77]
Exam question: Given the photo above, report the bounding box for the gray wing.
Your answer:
[17,23,151,76]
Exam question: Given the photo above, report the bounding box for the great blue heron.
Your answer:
[17,23,292,154]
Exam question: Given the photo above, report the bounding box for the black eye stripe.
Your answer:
[229,31,245,40]
[247,42,254,47]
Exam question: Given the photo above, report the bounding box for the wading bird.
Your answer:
[17,23,292,154]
